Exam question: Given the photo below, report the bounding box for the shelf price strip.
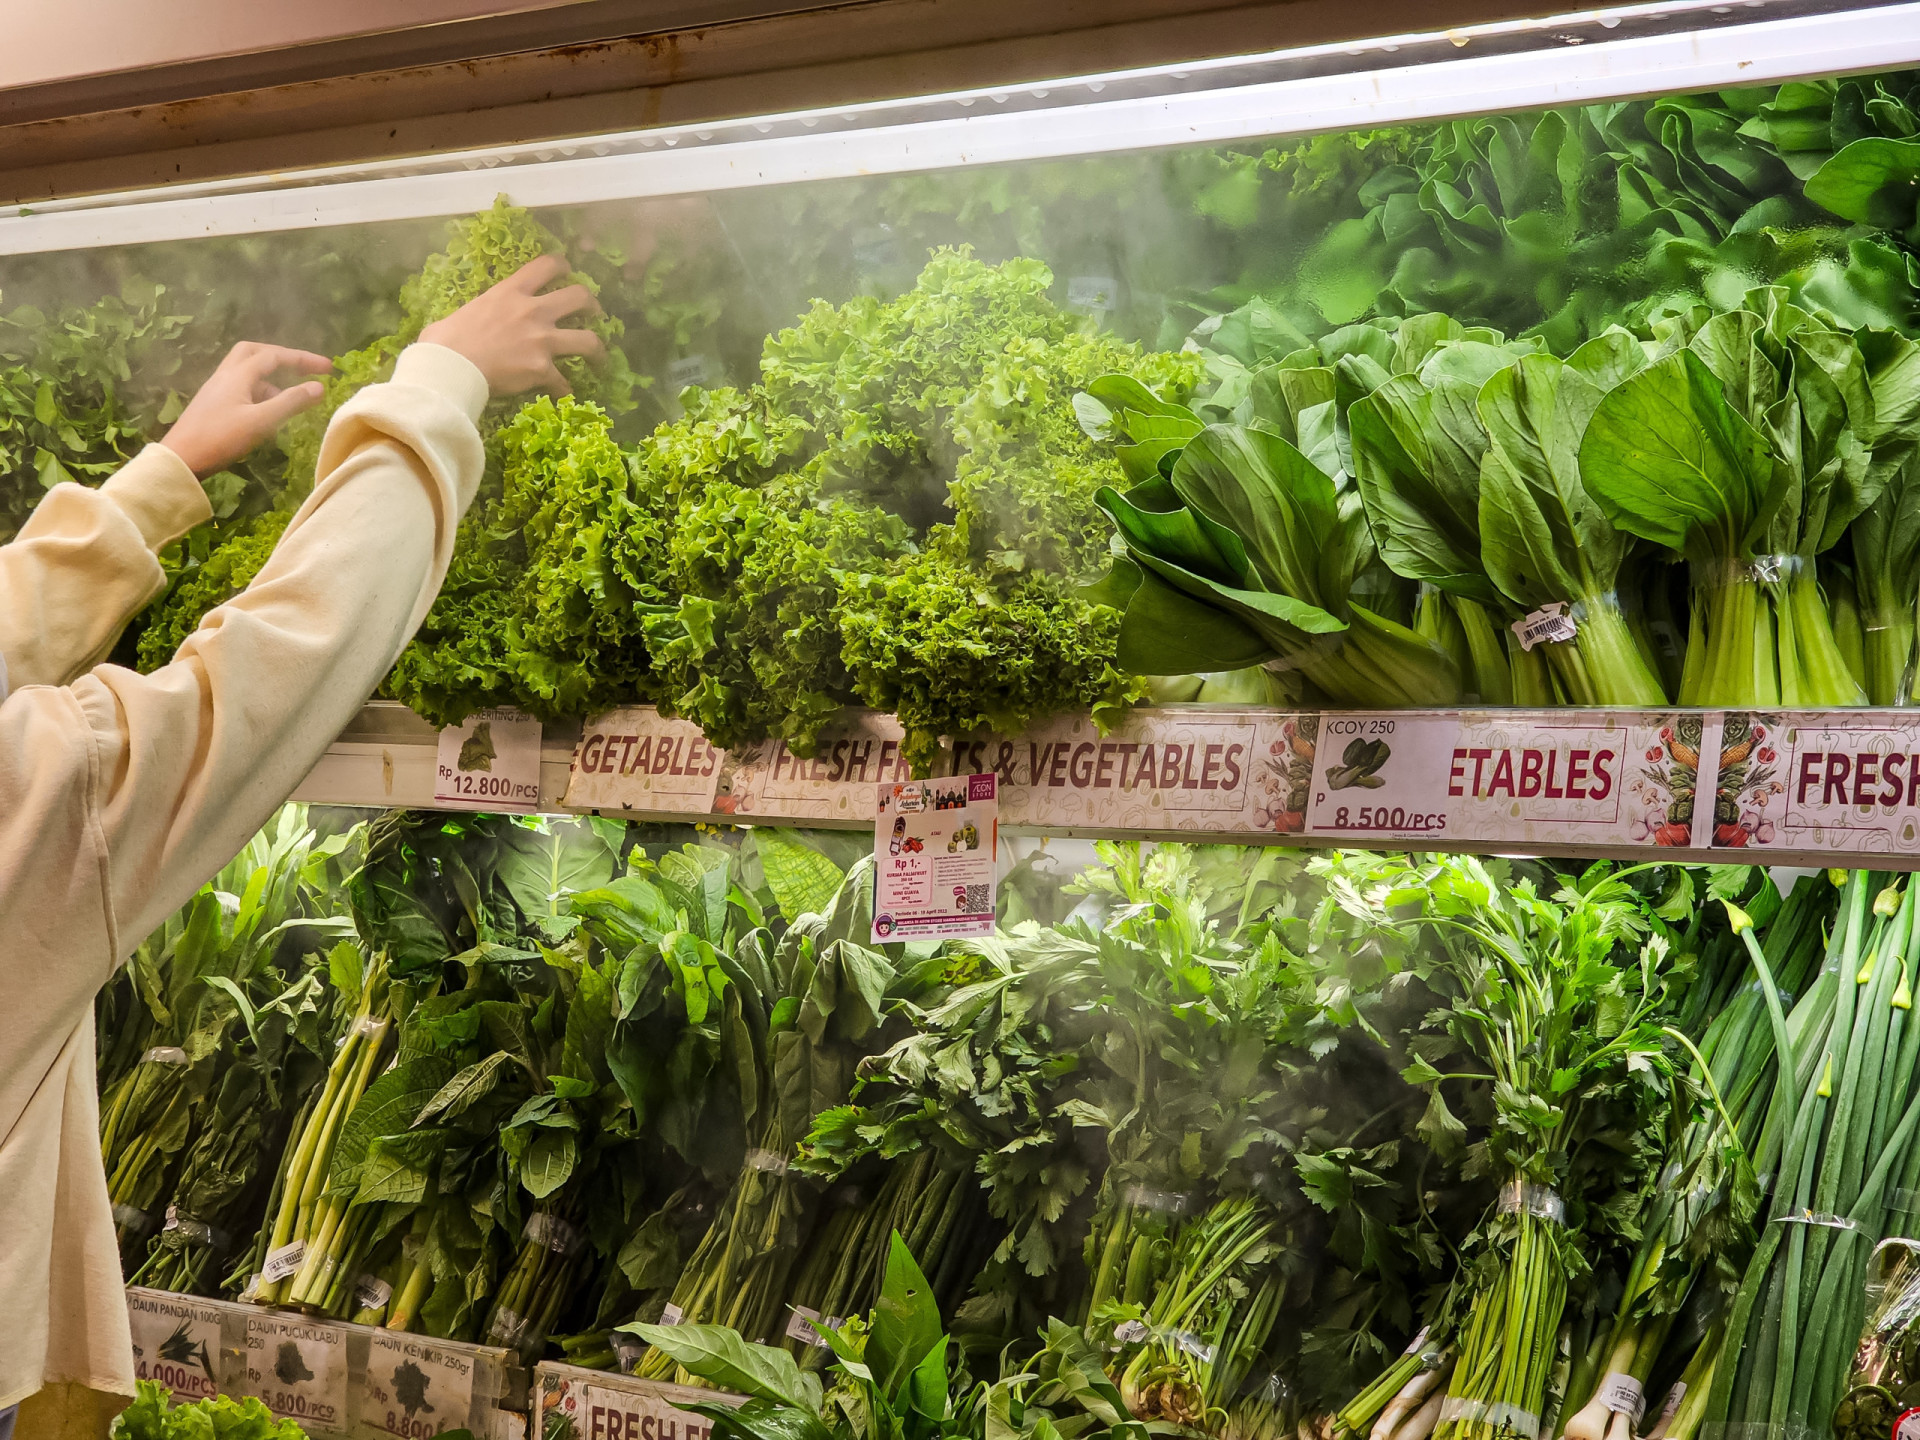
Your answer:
[559,704,1920,865]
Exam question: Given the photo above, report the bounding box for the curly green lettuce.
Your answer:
[838,557,1146,774]
[111,1379,309,1440]
[388,395,671,723]
[631,248,1199,762]
[646,476,908,752]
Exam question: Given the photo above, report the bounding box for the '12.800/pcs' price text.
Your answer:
[1326,806,1447,833]
[439,769,535,801]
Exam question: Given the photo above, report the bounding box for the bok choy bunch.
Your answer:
[1083,375,1460,708]
[1581,289,1885,706]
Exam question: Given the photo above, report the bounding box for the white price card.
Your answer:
[243,1315,348,1436]
[358,1331,475,1439]
[434,708,543,811]
[538,1371,736,1440]
[1304,715,1454,841]
[1713,710,1920,856]
[873,775,998,943]
[127,1290,222,1402]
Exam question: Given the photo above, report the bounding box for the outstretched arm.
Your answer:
[0,343,329,693]
[83,254,603,948]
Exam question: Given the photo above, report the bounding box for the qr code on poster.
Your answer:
[958,884,991,914]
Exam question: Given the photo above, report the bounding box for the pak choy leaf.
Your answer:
[1476,343,1669,705]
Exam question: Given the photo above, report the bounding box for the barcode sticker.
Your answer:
[1511,603,1579,652]
[261,1241,307,1283]
[659,1303,684,1326]
[1597,1373,1645,1422]
[786,1307,835,1349]
[354,1274,392,1311]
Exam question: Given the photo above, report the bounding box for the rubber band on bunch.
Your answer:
[1699,554,1803,587]
[162,1205,228,1252]
[1122,1183,1195,1216]
[744,1148,791,1176]
[1773,1209,1858,1232]
[141,1046,189,1066]
[1173,1331,1216,1363]
[1250,1373,1292,1407]
[1497,1180,1566,1224]
[1260,630,1350,676]
[488,1308,529,1347]
[526,1210,585,1257]
[613,1331,648,1374]
[1437,1396,1540,1438]
[1402,1326,1448,1371]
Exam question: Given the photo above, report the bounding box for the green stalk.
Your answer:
[1569,597,1669,706]
[1862,594,1916,706]
[1785,567,1868,707]
[1451,597,1512,706]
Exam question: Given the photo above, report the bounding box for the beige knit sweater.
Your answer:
[0,342,487,1409]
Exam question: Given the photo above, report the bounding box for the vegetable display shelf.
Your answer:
[125,1286,528,1439]
[532,1362,744,1440]
[294,700,1920,868]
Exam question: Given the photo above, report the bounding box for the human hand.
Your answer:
[419,254,606,398]
[162,342,332,478]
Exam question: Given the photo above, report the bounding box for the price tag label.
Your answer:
[127,1290,222,1401]
[785,1306,837,1349]
[1305,711,1691,850]
[434,708,543,812]
[1714,711,1920,855]
[1511,602,1579,652]
[537,1370,738,1440]
[358,1331,475,1439]
[873,775,998,943]
[354,1274,393,1312]
[1304,715,1453,840]
[1596,1373,1645,1422]
[243,1315,347,1435]
[668,354,719,389]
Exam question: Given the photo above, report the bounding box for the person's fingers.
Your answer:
[535,285,600,322]
[547,327,606,361]
[229,343,333,382]
[509,253,572,293]
[541,361,572,398]
[254,380,327,428]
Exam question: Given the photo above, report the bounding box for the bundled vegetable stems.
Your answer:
[1322,855,1686,1440]
[250,949,393,1308]
[781,1148,983,1367]
[1709,873,1920,1434]
[1115,1194,1285,1432]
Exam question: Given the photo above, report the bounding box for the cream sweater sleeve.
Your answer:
[75,342,489,947]
[0,445,211,694]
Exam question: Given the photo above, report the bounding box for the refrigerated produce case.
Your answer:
[27,4,1920,1438]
